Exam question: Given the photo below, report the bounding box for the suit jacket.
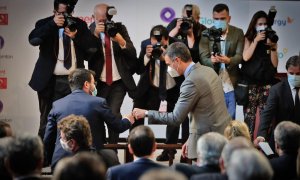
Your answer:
[88,22,137,98]
[270,154,297,180]
[199,25,244,86]
[191,173,228,180]
[148,63,231,158]
[43,90,131,169]
[28,16,94,92]
[258,79,297,139]
[173,163,220,179]
[106,158,165,180]
[135,37,184,98]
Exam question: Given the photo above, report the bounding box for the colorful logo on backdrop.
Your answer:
[0,14,8,25]
[0,77,7,89]
[278,48,289,60]
[0,36,4,49]
[273,17,294,27]
[0,100,3,113]
[160,7,176,23]
[200,17,214,26]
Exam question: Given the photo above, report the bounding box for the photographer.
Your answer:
[167,4,206,63]
[88,4,137,145]
[28,0,95,140]
[199,3,244,119]
[133,25,188,162]
[242,10,279,139]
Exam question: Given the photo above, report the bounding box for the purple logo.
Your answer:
[160,7,176,23]
[0,36,4,49]
[0,100,3,113]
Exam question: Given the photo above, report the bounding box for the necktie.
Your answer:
[294,87,300,123]
[104,33,113,86]
[63,34,71,69]
[159,61,167,101]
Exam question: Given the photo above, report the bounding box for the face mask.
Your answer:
[288,74,300,87]
[256,25,267,32]
[167,66,180,78]
[60,138,72,153]
[213,20,227,31]
[90,84,97,96]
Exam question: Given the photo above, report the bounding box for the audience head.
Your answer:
[224,120,251,141]
[274,121,300,155]
[245,10,268,41]
[181,4,200,23]
[128,125,156,158]
[150,25,169,46]
[53,0,76,14]
[196,132,227,166]
[93,3,108,23]
[53,152,106,180]
[68,68,97,96]
[227,148,273,180]
[220,136,253,173]
[5,134,44,178]
[58,114,92,154]
[212,3,230,32]
[0,121,12,138]
[140,168,187,180]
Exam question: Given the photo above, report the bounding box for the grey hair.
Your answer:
[164,42,192,63]
[197,132,227,166]
[274,121,300,154]
[227,149,273,180]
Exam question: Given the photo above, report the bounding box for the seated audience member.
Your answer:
[224,120,251,141]
[227,149,273,180]
[43,68,134,170]
[0,137,13,180]
[0,121,12,138]
[191,136,253,180]
[53,152,106,180]
[106,125,165,180]
[58,114,120,168]
[140,168,187,180]
[270,121,300,180]
[173,132,227,179]
[5,134,44,180]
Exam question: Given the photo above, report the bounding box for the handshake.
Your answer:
[123,108,148,124]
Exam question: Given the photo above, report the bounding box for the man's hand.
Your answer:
[54,13,65,27]
[124,114,135,124]
[253,136,265,148]
[181,141,188,158]
[210,53,220,64]
[132,108,147,119]
[94,22,105,38]
[145,45,153,58]
[216,54,230,64]
[111,33,126,48]
[64,27,77,39]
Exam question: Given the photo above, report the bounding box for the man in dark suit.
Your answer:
[106,125,165,180]
[254,55,300,150]
[132,25,187,161]
[43,68,134,170]
[269,121,300,180]
[88,3,137,145]
[173,132,227,179]
[199,3,244,119]
[28,0,95,140]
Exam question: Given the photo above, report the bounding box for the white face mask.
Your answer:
[60,138,72,153]
[167,66,180,78]
[256,25,267,32]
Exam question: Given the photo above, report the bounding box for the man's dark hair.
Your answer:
[150,25,169,39]
[128,126,155,157]
[164,42,192,63]
[68,68,95,91]
[286,55,300,70]
[6,134,43,176]
[213,3,229,13]
[54,0,77,12]
[0,121,11,138]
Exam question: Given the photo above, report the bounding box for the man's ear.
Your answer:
[219,157,226,174]
[128,144,134,155]
[152,142,157,153]
[228,16,231,24]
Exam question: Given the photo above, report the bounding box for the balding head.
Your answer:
[93,4,108,23]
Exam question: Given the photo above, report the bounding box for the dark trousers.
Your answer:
[133,86,189,148]
[37,75,71,140]
[97,80,126,144]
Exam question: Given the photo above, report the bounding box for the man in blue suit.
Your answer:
[43,68,134,171]
[106,125,165,180]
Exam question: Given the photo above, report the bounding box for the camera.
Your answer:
[180,4,194,34]
[55,0,78,32]
[105,6,119,37]
[63,13,77,32]
[202,27,223,56]
[265,6,279,43]
[151,30,163,59]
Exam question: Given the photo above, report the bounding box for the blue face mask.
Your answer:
[213,20,227,31]
[287,74,300,87]
[90,85,98,96]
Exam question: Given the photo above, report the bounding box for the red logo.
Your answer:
[0,14,8,25]
[0,78,7,89]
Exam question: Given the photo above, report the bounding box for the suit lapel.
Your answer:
[283,79,294,111]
